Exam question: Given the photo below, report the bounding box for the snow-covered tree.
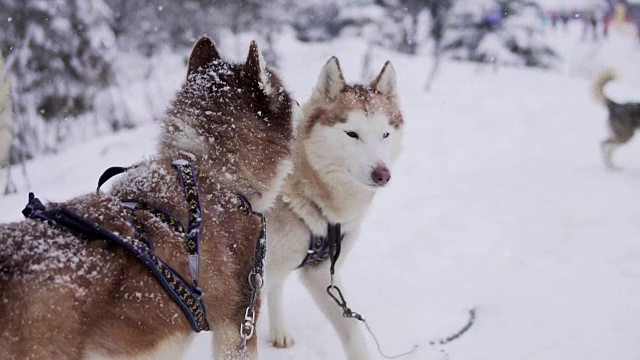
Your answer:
[443,0,557,68]
[1,0,116,160]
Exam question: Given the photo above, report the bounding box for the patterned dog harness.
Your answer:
[298,223,344,268]
[21,160,266,333]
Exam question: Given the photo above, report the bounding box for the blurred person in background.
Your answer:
[603,7,613,37]
[629,3,640,43]
[582,9,599,40]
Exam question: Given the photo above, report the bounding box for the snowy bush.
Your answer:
[444,0,558,68]
[1,0,116,161]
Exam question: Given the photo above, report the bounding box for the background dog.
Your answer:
[0,36,299,360]
[264,57,403,359]
[593,70,640,169]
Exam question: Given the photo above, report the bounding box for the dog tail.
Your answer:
[593,69,617,106]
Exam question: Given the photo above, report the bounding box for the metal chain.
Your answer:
[238,213,266,360]
[239,272,262,360]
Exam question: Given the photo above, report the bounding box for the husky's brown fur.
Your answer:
[0,36,297,360]
[594,70,640,169]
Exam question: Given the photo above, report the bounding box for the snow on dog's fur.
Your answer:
[0,36,300,360]
[265,57,403,359]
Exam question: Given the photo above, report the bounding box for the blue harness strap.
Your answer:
[171,160,203,287]
[23,204,210,331]
[22,160,211,332]
[122,201,185,251]
[298,223,344,268]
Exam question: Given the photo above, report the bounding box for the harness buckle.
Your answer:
[188,254,200,284]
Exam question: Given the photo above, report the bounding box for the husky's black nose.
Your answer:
[371,166,391,186]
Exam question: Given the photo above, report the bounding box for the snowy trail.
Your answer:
[1,23,640,360]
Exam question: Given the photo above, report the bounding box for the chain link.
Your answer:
[238,206,267,360]
[326,283,364,321]
[238,270,264,359]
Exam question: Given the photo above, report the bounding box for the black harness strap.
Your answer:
[23,202,210,332]
[327,222,342,276]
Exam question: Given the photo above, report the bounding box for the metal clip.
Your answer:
[248,272,263,290]
[240,307,256,340]
[327,285,364,321]
[327,285,348,308]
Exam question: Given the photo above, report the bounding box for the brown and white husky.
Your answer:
[0,36,300,360]
[264,57,404,359]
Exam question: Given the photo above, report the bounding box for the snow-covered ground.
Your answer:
[1,21,640,360]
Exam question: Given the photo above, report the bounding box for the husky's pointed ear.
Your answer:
[245,41,273,95]
[187,35,220,77]
[371,61,397,97]
[313,57,345,101]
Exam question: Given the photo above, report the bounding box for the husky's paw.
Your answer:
[270,332,295,348]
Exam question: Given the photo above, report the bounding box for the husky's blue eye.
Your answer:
[345,131,359,139]
[382,132,390,138]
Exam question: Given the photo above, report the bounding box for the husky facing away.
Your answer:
[265,57,404,359]
[0,36,299,360]
[594,70,640,169]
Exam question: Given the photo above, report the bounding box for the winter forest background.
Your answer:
[1,0,636,176]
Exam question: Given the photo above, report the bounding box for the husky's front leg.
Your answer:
[267,265,296,347]
[300,265,370,360]
[212,322,257,360]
